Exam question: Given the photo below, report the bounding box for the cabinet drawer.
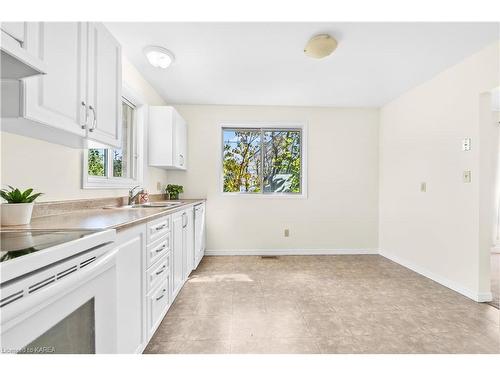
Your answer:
[147,215,171,244]
[147,234,170,267]
[147,278,170,340]
[147,252,170,292]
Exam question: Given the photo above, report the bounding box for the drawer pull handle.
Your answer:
[155,224,167,231]
[155,244,166,253]
[155,266,166,275]
[156,289,167,301]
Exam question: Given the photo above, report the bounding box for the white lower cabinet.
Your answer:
[146,254,169,292]
[114,204,204,353]
[115,225,147,354]
[194,203,206,268]
[171,207,195,300]
[184,207,195,278]
[171,211,184,299]
[146,273,171,340]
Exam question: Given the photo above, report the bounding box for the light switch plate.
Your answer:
[463,170,472,183]
[462,137,471,151]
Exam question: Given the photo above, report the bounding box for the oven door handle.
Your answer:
[1,247,119,325]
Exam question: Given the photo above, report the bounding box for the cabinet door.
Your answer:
[184,208,195,276]
[146,277,170,340]
[171,212,184,299]
[115,225,147,354]
[174,112,187,169]
[1,22,26,43]
[87,22,122,147]
[194,204,206,268]
[23,22,87,137]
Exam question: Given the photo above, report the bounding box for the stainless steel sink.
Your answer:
[137,202,183,208]
[103,201,183,210]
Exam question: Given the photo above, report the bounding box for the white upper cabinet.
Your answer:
[23,23,88,138]
[149,106,187,170]
[0,22,47,79]
[0,22,122,148]
[86,23,122,148]
[1,22,26,43]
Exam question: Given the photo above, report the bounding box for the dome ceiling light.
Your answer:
[304,34,338,59]
[143,46,175,69]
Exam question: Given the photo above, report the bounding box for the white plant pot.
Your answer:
[0,203,34,226]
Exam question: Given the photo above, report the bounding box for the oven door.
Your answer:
[1,246,118,354]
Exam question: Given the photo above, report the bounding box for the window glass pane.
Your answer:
[113,100,135,178]
[87,149,107,177]
[222,129,261,193]
[263,130,301,193]
[112,149,123,177]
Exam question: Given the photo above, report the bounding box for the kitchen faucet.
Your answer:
[128,185,144,205]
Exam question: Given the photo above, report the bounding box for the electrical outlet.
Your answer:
[420,182,427,192]
[463,170,472,183]
[284,229,290,237]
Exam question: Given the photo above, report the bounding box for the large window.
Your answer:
[83,87,144,189]
[222,125,305,195]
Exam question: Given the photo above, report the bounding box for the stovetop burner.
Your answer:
[0,230,98,263]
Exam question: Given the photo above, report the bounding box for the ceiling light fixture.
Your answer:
[143,46,175,68]
[304,34,338,59]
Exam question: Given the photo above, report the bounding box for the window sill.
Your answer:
[83,176,142,190]
[221,192,307,199]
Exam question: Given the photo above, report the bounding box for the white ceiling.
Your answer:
[106,22,499,107]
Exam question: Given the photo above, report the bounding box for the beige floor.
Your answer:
[144,255,500,354]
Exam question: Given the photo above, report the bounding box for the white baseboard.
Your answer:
[379,250,492,303]
[205,248,379,256]
[477,292,493,302]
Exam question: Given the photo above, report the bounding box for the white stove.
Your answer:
[0,229,118,354]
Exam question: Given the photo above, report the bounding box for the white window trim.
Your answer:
[218,121,308,199]
[82,83,145,189]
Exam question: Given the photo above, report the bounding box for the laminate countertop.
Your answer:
[0,199,205,232]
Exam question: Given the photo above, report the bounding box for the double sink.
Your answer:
[104,201,184,210]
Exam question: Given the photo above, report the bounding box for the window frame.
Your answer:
[82,83,145,189]
[219,122,308,199]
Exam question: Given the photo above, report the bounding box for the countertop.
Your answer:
[0,199,205,232]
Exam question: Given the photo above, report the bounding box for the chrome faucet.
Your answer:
[128,185,144,205]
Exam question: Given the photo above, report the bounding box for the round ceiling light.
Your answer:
[304,34,338,59]
[143,46,175,69]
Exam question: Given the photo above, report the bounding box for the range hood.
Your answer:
[1,31,47,79]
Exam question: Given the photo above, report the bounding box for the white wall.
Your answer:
[379,41,500,301]
[0,57,169,202]
[167,105,379,252]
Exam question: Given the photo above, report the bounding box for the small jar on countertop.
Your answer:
[138,190,149,204]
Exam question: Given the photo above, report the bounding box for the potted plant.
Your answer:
[165,184,184,200]
[0,186,43,226]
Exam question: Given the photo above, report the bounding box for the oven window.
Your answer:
[19,298,95,354]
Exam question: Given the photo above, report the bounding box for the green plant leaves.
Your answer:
[165,184,184,195]
[0,186,43,203]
